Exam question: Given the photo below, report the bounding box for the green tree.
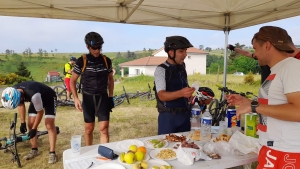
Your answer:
[5,49,11,55]
[44,50,48,57]
[116,52,122,58]
[229,56,257,74]
[199,45,204,50]
[206,54,223,67]
[205,47,212,52]
[15,62,33,79]
[38,48,44,62]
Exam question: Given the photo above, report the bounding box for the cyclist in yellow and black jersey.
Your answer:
[64,56,76,101]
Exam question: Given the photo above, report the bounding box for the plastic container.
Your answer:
[190,102,201,141]
[200,109,212,142]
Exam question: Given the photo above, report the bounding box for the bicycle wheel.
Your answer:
[53,86,67,100]
[114,97,124,106]
[208,99,220,126]
[140,93,155,101]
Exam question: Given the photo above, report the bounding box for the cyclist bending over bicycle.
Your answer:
[190,87,215,113]
[1,81,58,164]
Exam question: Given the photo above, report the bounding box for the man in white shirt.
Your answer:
[227,26,300,168]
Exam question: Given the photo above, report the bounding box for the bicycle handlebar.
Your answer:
[215,84,253,98]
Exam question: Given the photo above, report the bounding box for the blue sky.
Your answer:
[0,15,299,53]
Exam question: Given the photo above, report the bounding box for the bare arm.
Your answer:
[17,103,26,123]
[227,45,253,58]
[32,110,44,129]
[234,48,253,58]
[70,73,80,100]
[158,87,195,102]
[227,92,300,122]
[256,92,300,122]
[107,72,114,97]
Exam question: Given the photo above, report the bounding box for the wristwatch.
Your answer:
[251,100,259,113]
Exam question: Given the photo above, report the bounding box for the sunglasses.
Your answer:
[89,45,101,50]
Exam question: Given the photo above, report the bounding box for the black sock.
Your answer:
[49,151,55,154]
[32,148,38,151]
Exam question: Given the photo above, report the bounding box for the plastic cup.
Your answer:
[70,135,81,155]
[218,121,227,136]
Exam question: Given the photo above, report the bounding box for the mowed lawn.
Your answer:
[0,74,260,169]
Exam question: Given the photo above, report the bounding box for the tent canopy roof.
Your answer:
[1,0,300,31]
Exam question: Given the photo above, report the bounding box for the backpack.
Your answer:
[78,54,109,93]
[153,63,187,112]
[63,63,72,75]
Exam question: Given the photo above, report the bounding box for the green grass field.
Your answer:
[0,74,259,169]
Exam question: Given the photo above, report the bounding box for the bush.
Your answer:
[0,73,31,85]
[244,72,255,84]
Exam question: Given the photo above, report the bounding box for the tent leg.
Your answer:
[223,30,229,88]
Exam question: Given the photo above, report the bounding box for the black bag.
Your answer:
[98,145,119,159]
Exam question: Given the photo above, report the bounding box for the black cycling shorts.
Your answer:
[28,96,57,118]
[82,93,110,123]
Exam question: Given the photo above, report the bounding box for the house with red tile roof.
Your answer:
[45,71,61,82]
[119,47,208,77]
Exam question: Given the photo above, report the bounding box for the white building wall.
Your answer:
[125,50,206,77]
[184,53,206,75]
[128,66,158,77]
[154,50,206,75]
[154,50,168,57]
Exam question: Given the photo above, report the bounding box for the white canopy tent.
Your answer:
[1,0,300,86]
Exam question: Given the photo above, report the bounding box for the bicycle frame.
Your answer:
[113,86,131,106]
[208,85,253,126]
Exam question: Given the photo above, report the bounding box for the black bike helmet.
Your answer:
[198,87,215,98]
[84,32,104,47]
[70,56,76,61]
[164,36,193,52]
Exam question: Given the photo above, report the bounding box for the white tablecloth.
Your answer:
[63,133,258,169]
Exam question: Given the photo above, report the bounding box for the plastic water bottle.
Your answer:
[191,102,201,130]
[200,109,212,142]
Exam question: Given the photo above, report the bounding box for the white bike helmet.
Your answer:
[1,87,21,109]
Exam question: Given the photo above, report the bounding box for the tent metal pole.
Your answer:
[223,30,229,88]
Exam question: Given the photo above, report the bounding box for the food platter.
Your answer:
[149,148,177,161]
[143,138,168,149]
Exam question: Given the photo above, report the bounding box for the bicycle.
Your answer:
[56,99,75,107]
[0,113,60,168]
[53,76,79,101]
[113,86,131,106]
[120,83,155,101]
[208,85,253,126]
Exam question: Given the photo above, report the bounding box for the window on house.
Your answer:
[188,56,191,59]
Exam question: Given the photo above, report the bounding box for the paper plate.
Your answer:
[118,153,150,166]
[116,139,145,151]
[143,138,168,149]
[149,148,177,161]
[91,163,125,169]
[147,159,171,168]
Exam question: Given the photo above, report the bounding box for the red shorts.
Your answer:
[257,146,300,169]
[64,78,71,92]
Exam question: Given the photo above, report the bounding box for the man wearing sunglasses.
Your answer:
[70,32,114,145]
